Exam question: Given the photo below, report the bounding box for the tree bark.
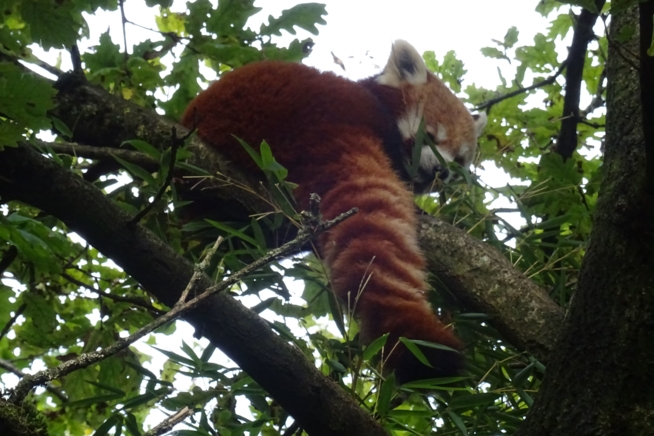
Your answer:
[517,6,654,435]
[419,216,563,362]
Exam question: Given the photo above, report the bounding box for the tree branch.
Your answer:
[517,6,654,433]
[59,272,163,315]
[143,406,193,436]
[0,358,68,404]
[42,141,159,172]
[554,0,606,160]
[418,216,564,362]
[639,0,654,191]
[0,143,386,436]
[0,304,25,342]
[475,61,568,112]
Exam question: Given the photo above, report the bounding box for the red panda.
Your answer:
[182,40,486,384]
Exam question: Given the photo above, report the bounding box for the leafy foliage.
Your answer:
[0,0,617,434]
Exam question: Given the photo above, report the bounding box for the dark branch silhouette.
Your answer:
[554,0,606,160]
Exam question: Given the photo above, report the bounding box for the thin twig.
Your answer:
[475,61,568,112]
[178,237,224,305]
[142,406,194,436]
[60,272,164,315]
[119,0,130,67]
[0,358,68,403]
[41,141,159,171]
[130,127,185,225]
[70,45,83,75]
[0,48,63,77]
[0,304,25,341]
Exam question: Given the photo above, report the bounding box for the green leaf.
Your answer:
[481,46,506,60]
[233,136,263,168]
[260,3,328,36]
[556,0,599,13]
[449,392,500,410]
[326,358,346,373]
[22,293,57,335]
[206,0,262,36]
[0,62,56,133]
[180,340,201,364]
[376,372,396,418]
[123,413,141,436]
[205,219,261,249]
[512,362,535,387]
[51,117,73,139]
[401,377,468,390]
[423,50,467,92]
[121,140,161,160]
[363,333,388,361]
[145,0,173,7]
[112,156,157,185]
[548,13,573,40]
[20,0,81,50]
[445,410,468,435]
[399,337,432,368]
[503,26,519,48]
[83,31,122,71]
[94,414,122,436]
[0,120,23,147]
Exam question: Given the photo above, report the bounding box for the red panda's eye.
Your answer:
[426,132,437,144]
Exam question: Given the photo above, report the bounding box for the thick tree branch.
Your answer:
[517,7,654,434]
[0,143,386,436]
[554,0,606,159]
[639,0,654,191]
[418,216,564,361]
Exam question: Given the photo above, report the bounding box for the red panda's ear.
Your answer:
[473,112,487,137]
[376,40,428,88]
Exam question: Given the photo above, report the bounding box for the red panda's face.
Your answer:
[376,40,486,190]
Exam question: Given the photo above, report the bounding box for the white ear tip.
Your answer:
[377,39,427,87]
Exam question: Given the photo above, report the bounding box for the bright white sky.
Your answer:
[8,0,579,431]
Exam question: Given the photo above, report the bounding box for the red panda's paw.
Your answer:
[391,340,464,386]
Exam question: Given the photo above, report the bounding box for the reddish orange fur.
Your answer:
[182,43,482,383]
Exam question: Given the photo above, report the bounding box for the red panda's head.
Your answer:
[375,40,486,190]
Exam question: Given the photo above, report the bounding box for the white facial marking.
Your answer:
[436,123,448,142]
[396,107,423,140]
[420,145,453,172]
